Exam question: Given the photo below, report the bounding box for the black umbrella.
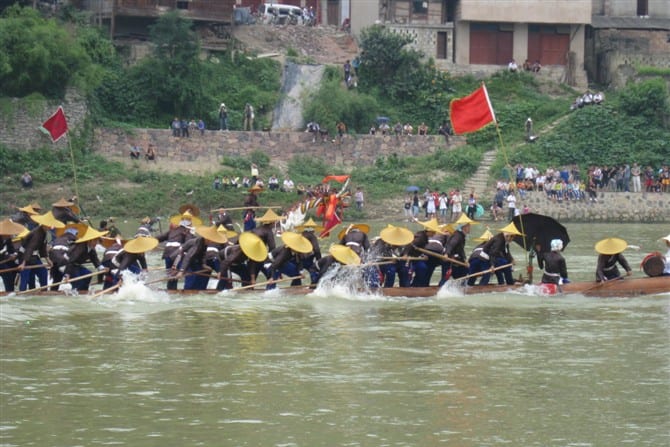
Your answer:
[405,185,420,193]
[512,213,570,253]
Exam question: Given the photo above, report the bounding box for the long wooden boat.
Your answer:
[3,276,669,298]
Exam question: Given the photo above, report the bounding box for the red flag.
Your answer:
[449,84,496,135]
[321,175,350,184]
[40,106,69,142]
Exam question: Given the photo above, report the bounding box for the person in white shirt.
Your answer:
[283,177,294,192]
[508,59,518,72]
[663,235,670,275]
[451,189,463,222]
[506,192,517,221]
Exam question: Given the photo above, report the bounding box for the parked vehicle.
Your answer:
[259,3,304,25]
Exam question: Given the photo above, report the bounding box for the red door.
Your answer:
[470,27,512,65]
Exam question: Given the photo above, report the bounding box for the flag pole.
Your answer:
[66,136,80,205]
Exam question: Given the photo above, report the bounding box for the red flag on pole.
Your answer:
[321,175,350,183]
[449,84,496,135]
[40,106,69,142]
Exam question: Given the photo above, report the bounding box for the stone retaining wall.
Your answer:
[505,190,670,222]
[93,128,463,170]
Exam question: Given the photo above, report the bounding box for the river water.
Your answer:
[1,223,669,446]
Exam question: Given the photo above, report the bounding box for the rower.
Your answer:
[0,219,25,292]
[64,226,108,291]
[466,229,493,286]
[294,218,323,285]
[266,231,313,289]
[48,224,83,290]
[17,212,64,291]
[175,225,228,290]
[478,222,521,286]
[105,236,157,290]
[595,237,632,282]
[538,239,568,287]
[374,224,414,288]
[156,209,200,290]
[51,197,81,225]
[443,214,477,284]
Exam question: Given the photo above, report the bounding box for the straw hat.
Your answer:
[329,244,361,265]
[31,211,65,229]
[280,231,313,254]
[17,204,38,215]
[178,203,201,217]
[56,222,89,238]
[417,218,445,234]
[498,222,524,236]
[75,226,109,243]
[140,216,152,225]
[454,214,478,226]
[12,228,30,243]
[239,232,268,262]
[248,184,263,193]
[195,225,228,245]
[662,234,670,243]
[100,236,126,249]
[255,209,284,224]
[124,236,159,254]
[295,218,324,234]
[52,197,80,214]
[379,225,414,246]
[169,209,203,227]
[0,219,26,236]
[217,225,238,239]
[30,203,43,212]
[595,237,628,255]
[473,229,493,242]
[337,223,371,241]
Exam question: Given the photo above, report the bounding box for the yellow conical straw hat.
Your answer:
[0,219,26,236]
[498,222,524,236]
[280,231,313,254]
[31,211,65,229]
[473,229,494,242]
[195,225,228,245]
[17,204,38,215]
[255,209,284,223]
[337,223,371,241]
[75,226,109,243]
[329,244,361,265]
[169,209,203,226]
[417,217,445,234]
[124,236,159,254]
[12,228,30,242]
[56,222,89,238]
[217,225,238,239]
[379,225,414,246]
[594,237,628,255]
[295,218,324,233]
[239,232,268,262]
[454,214,479,226]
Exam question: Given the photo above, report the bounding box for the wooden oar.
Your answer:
[378,256,425,262]
[414,247,470,267]
[455,263,514,283]
[0,263,45,274]
[142,268,208,286]
[233,275,303,291]
[17,268,109,295]
[361,261,395,267]
[210,206,282,212]
[91,282,121,299]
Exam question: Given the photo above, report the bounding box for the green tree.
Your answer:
[0,5,92,98]
[618,77,669,126]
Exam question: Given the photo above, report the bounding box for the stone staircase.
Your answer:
[463,149,497,201]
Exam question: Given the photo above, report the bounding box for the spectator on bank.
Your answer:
[243,103,255,131]
[197,119,206,136]
[219,103,228,131]
[145,144,157,162]
[508,59,518,72]
[130,146,141,160]
[21,172,33,188]
[354,187,364,210]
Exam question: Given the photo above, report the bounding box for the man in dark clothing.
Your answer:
[538,239,568,285]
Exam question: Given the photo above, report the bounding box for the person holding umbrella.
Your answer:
[595,238,632,282]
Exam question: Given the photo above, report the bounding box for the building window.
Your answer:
[412,1,428,15]
[637,0,648,16]
[177,1,189,10]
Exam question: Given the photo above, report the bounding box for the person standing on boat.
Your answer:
[595,237,632,282]
[175,226,228,290]
[17,212,62,291]
[48,225,81,290]
[402,218,448,287]
[478,222,520,285]
[157,210,198,290]
[538,239,568,285]
[443,215,475,284]
[265,231,313,289]
[51,197,81,225]
[374,225,413,288]
[64,226,107,291]
[295,218,323,285]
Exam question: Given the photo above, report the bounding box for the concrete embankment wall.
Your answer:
[503,191,670,223]
[93,128,462,171]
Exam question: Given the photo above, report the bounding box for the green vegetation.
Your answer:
[1,9,669,222]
